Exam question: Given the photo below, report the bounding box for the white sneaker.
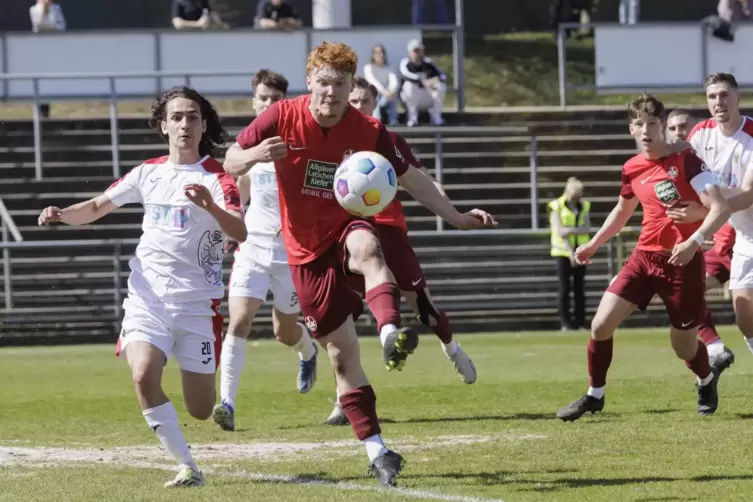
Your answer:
[164,466,205,487]
[445,345,477,384]
[324,401,350,425]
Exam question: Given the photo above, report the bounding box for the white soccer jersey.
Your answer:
[689,117,753,256]
[105,155,242,302]
[241,161,285,252]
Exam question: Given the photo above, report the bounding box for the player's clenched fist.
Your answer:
[254,136,289,162]
[453,209,498,230]
[184,184,215,210]
[574,243,596,265]
[38,206,62,226]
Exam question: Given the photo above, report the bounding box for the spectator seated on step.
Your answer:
[172,0,229,30]
[255,0,302,31]
[30,0,65,33]
[399,39,446,127]
[363,44,400,126]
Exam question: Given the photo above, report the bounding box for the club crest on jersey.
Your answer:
[667,166,678,180]
[654,180,680,206]
[342,149,355,162]
[304,316,318,332]
[198,230,224,286]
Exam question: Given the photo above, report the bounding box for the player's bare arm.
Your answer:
[725,166,753,213]
[237,172,251,206]
[417,166,448,199]
[666,200,708,223]
[184,183,247,242]
[669,186,730,266]
[37,193,117,226]
[575,196,639,264]
[398,166,496,230]
[224,137,287,177]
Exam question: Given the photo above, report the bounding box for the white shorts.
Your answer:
[729,252,753,290]
[115,292,223,375]
[229,245,299,315]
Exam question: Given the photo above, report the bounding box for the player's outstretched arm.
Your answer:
[670,186,729,267]
[576,196,638,265]
[37,193,117,226]
[399,166,496,229]
[237,173,251,207]
[225,103,285,177]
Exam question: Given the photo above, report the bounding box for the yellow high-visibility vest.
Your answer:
[548,195,590,257]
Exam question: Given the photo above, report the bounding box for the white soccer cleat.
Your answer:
[445,345,477,384]
[164,466,205,488]
[324,401,350,426]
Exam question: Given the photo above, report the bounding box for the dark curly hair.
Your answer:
[149,87,228,157]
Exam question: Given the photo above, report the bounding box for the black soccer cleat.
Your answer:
[557,394,605,422]
[709,347,735,375]
[383,327,419,371]
[367,450,404,487]
[697,369,720,416]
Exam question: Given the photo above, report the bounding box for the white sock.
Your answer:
[379,324,398,347]
[442,340,459,356]
[363,434,389,463]
[220,334,247,410]
[706,339,726,358]
[587,386,605,399]
[293,323,316,361]
[746,337,753,356]
[698,372,714,386]
[143,402,196,469]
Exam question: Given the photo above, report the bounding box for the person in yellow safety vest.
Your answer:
[548,177,590,331]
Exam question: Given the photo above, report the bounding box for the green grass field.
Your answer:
[2,328,753,501]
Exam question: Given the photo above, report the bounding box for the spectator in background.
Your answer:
[172,0,229,30]
[719,0,753,22]
[548,177,590,332]
[29,0,65,118]
[412,0,450,25]
[29,0,66,32]
[399,39,446,127]
[666,109,696,143]
[363,45,399,126]
[256,0,302,31]
[619,0,640,25]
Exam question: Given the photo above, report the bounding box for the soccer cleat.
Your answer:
[164,466,205,488]
[445,345,477,384]
[324,401,350,426]
[367,450,404,487]
[383,327,419,371]
[697,369,720,416]
[211,400,235,432]
[709,347,735,375]
[556,394,605,422]
[297,343,318,393]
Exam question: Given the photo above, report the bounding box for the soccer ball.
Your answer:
[333,151,398,217]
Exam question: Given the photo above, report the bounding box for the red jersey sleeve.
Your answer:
[620,169,635,199]
[215,172,243,213]
[393,134,425,170]
[375,126,409,176]
[236,101,281,149]
[682,152,706,182]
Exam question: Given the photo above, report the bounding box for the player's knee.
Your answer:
[590,316,613,341]
[670,334,697,361]
[131,365,162,399]
[416,289,440,327]
[228,317,253,339]
[348,237,383,270]
[186,400,214,421]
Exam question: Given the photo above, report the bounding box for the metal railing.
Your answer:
[0,197,24,310]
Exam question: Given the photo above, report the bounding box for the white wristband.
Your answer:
[690,231,705,246]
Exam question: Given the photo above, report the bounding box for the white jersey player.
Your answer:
[679,73,753,358]
[212,70,318,433]
[38,88,247,488]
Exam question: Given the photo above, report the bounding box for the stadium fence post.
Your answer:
[556,25,567,108]
[529,134,539,229]
[606,238,614,279]
[108,77,121,179]
[2,221,11,310]
[32,77,43,180]
[452,0,465,112]
[434,132,444,231]
[113,241,122,328]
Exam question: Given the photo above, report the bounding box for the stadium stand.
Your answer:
[0,108,743,345]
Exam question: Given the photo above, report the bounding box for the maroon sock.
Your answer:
[588,338,614,388]
[686,340,712,379]
[431,310,453,343]
[365,282,401,332]
[697,308,721,345]
[339,385,381,440]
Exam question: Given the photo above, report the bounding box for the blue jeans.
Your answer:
[375,95,398,125]
[412,0,450,25]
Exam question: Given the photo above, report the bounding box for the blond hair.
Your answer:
[564,177,584,201]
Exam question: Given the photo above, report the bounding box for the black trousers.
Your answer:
[555,256,586,329]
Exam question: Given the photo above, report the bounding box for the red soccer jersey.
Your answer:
[236,95,409,265]
[714,223,736,256]
[621,151,715,252]
[373,132,423,231]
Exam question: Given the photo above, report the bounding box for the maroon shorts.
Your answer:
[349,223,427,296]
[704,247,732,284]
[606,248,706,330]
[289,220,375,338]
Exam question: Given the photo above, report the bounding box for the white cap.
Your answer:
[407,39,424,52]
